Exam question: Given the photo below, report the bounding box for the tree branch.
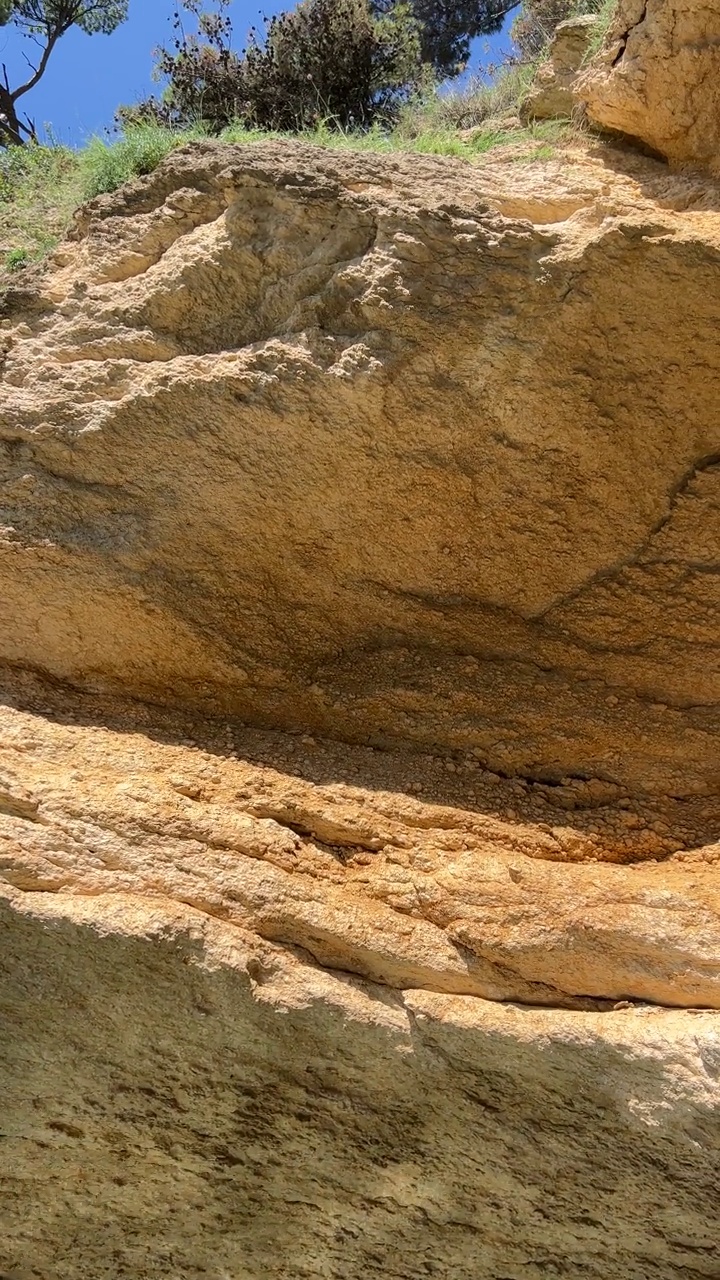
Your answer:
[0,0,129,143]
[490,0,522,18]
[10,0,100,101]
[11,25,63,99]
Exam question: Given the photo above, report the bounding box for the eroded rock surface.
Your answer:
[1,141,720,793]
[579,0,720,173]
[4,896,720,1280]
[1,689,719,1010]
[1,682,720,1278]
[520,14,598,122]
[2,138,720,1278]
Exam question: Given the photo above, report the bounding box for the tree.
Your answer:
[243,0,424,130]
[396,0,608,78]
[370,0,520,78]
[0,0,129,146]
[121,0,244,132]
[124,0,425,134]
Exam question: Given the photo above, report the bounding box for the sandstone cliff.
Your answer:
[579,0,720,174]
[2,138,720,796]
[3,688,720,1279]
[2,97,720,1280]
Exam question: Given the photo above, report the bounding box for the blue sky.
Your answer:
[0,0,516,145]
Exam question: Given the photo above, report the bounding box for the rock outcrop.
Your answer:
[579,0,720,173]
[2,131,720,1278]
[520,14,598,122]
[2,685,720,1279]
[2,692,720,1010]
[5,894,720,1280]
[2,140,720,795]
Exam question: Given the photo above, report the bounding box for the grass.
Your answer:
[0,143,84,265]
[583,0,617,60]
[5,246,29,270]
[79,124,208,195]
[0,55,581,272]
[396,61,540,135]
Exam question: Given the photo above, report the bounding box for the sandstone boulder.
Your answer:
[1,692,720,1279]
[520,14,598,122]
[578,0,720,173]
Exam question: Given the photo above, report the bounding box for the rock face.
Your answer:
[2,689,720,1279]
[520,14,598,122]
[2,136,720,1278]
[2,693,720,1009]
[2,140,720,795]
[5,893,720,1280]
[579,0,720,173]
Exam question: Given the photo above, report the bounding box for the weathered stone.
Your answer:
[3,882,720,1280]
[519,15,598,122]
[2,131,720,1279]
[1,141,720,796]
[1,699,719,1010]
[1,612,720,1277]
[578,0,720,173]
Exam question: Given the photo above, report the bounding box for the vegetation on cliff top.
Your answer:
[0,0,611,270]
[0,0,580,147]
[0,105,566,267]
[124,0,606,135]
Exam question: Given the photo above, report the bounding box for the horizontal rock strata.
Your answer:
[4,886,720,1280]
[0,677,719,1276]
[1,696,720,1011]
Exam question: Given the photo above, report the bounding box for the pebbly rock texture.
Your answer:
[2,140,720,795]
[2,133,720,1279]
[578,0,720,173]
[519,14,598,122]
